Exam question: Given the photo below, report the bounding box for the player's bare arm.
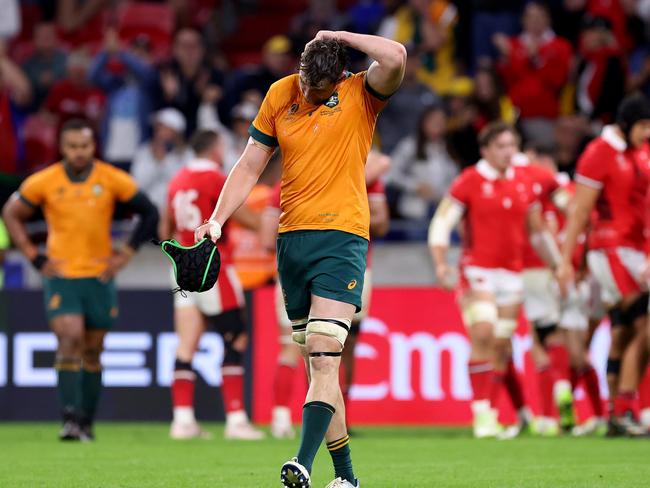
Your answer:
[195,140,273,243]
[2,194,61,277]
[316,31,406,96]
[100,191,158,283]
[557,183,600,292]
[526,205,561,271]
[428,196,464,290]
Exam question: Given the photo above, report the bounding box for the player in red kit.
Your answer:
[429,123,561,438]
[161,130,265,440]
[558,94,650,437]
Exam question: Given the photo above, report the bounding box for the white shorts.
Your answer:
[522,268,560,324]
[587,247,646,307]
[173,264,245,316]
[461,266,523,306]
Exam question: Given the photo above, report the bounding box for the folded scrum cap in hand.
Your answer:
[160,238,221,293]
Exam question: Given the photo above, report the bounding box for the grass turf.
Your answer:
[0,423,648,487]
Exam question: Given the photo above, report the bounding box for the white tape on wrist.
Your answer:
[207,220,222,240]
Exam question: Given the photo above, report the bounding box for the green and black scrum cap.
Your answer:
[159,238,221,293]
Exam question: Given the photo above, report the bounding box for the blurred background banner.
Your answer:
[0,290,229,421]
[253,286,611,425]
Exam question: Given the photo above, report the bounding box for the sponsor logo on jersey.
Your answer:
[288,103,299,115]
[93,184,103,196]
[324,92,339,108]
[347,280,357,290]
[481,182,494,197]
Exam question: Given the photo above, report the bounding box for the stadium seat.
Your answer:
[22,114,58,173]
[117,2,175,60]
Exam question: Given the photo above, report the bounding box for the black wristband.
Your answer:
[31,254,48,270]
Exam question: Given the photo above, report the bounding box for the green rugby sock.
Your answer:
[296,401,335,473]
[55,358,82,416]
[327,435,355,483]
[81,369,103,423]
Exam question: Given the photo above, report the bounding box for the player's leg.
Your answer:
[79,328,106,441]
[522,269,568,433]
[279,230,365,488]
[493,270,533,436]
[311,295,356,486]
[50,314,85,440]
[44,277,86,440]
[272,281,301,439]
[170,300,208,439]
[460,291,498,438]
[560,281,606,435]
[340,269,371,432]
[78,277,119,441]
[210,308,264,440]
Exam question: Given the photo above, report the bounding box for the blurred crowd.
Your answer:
[3,0,650,239]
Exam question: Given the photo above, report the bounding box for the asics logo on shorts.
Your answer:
[347,280,357,290]
[49,293,62,310]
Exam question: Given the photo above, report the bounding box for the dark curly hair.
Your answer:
[299,39,349,87]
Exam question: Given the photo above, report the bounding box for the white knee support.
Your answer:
[305,317,351,347]
[494,318,518,339]
[291,318,309,345]
[462,300,499,327]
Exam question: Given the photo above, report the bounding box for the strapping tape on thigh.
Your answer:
[494,318,518,339]
[309,351,342,358]
[306,318,351,346]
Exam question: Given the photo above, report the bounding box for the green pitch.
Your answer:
[1,423,649,487]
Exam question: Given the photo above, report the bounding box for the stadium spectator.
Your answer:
[564,0,631,52]
[554,115,592,176]
[223,102,259,173]
[22,23,68,111]
[89,30,157,167]
[387,106,458,221]
[494,2,572,146]
[446,80,481,167]
[131,108,192,212]
[158,28,224,137]
[0,40,32,175]
[376,50,439,154]
[0,0,20,40]
[472,66,516,131]
[574,16,626,125]
[471,0,522,69]
[345,0,386,35]
[290,0,342,54]
[376,0,459,95]
[219,35,292,127]
[56,0,108,48]
[44,50,105,133]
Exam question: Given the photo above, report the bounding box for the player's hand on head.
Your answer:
[194,219,222,243]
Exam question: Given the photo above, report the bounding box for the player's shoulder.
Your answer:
[23,161,64,185]
[267,74,299,100]
[94,160,133,179]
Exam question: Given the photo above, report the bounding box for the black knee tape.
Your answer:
[621,293,649,327]
[607,358,621,375]
[309,352,342,358]
[210,309,246,366]
[609,305,623,328]
[174,359,193,371]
